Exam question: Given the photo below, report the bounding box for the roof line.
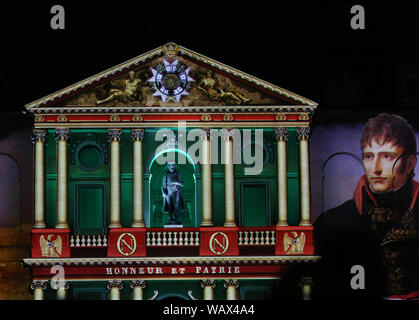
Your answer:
[178,45,317,106]
[24,46,163,109]
[25,43,318,109]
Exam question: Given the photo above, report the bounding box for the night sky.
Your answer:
[1,2,418,120]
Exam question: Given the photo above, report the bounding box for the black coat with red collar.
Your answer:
[313,176,419,300]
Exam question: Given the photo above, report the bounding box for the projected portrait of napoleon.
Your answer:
[314,113,419,300]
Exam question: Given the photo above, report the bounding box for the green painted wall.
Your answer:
[285,129,301,226]
[43,127,302,233]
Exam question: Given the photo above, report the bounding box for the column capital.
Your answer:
[296,127,311,141]
[30,280,48,291]
[107,280,124,291]
[274,128,288,141]
[221,128,237,141]
[223,279,239,289]
[32,129,47,144]
[201,279,217,289]
[55,128,70,141]
[299,277,314,288]
[108,128,123,142]
[130,280,147,289]
[131,128,145,141]
[55,281,71,290]
[199,128,212,140]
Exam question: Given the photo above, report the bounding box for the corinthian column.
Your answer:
[297,127,311,226]
[32,129,47,229]
[201,279,216,300]
[56,281,70,300]
[222,129,236,227]
[200,129,213,226]
[55,128,70,229]
[223,279,239,300]
[130,280,146,300]
[131,129,145,228]
[31,281,47,300]
[108,129,122,228]
[299,277,314,300]
[107,280,123,300]
[274,128,289,226]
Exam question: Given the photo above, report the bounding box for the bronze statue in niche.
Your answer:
[161,162,185,225]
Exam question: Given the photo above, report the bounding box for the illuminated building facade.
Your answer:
[23,43,319,300]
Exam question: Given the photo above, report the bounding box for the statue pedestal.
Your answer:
[164,224,183,228]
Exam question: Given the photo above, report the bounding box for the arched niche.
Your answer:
[144,149,201,227]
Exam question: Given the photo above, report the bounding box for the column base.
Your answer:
[33,222,46,229]
[131,222,145,228]
[109,223,122,228]
[276,221,289,227]
[55,223,69,229]
[298,220,312,227]
[200,220,214,227]
[223,221,237,227]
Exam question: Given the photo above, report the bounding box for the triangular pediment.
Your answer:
[25,43,317,111]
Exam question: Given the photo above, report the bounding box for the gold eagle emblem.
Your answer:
[283,232,305,254]
[40,234,62,257]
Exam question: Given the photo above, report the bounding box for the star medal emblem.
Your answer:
[148,59,194,102]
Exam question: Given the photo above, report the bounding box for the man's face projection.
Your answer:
[362,140,410,193]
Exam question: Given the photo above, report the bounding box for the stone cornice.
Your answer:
[28,105,316,114]
[23,255,321,267]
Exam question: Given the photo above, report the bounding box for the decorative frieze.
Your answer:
[276,113,286,121]
[201,114,211,121]
[132,114,143,122]
[110,114,120,122]
[34,115,45,122]
[223,114,233,121]
[25,252,318,264]
[57,115,68,123]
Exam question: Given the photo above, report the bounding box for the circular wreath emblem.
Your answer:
[147,59,194,102]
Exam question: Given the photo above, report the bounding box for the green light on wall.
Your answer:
[148,148,197,227]
[148,148,196,172]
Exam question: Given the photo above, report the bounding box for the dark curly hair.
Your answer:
[361,113,417,178]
